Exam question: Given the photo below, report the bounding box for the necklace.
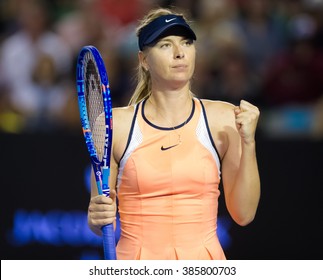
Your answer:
[147,97,192,149]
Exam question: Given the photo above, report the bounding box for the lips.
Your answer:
[172,64,188,69]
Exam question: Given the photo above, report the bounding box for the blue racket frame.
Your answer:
[76,45,116,260]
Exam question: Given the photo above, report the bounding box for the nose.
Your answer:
[174,44,184,59]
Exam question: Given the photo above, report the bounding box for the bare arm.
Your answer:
[222,100,260,226]
[205,99,260,226]
[87,106,134,236]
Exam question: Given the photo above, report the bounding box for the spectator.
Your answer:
[0,0,72,132]
[236,0,287,77]
[263,13,323,106]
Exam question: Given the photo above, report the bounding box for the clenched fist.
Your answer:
[234,100,260,144]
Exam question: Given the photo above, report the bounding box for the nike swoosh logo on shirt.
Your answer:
[165,18,176,23]
[161,143,179,151]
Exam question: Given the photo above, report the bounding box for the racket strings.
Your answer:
[84,53,105,161]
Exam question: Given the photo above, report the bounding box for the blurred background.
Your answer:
[0,0,322,260]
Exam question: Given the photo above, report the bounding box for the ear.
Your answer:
[138,51,148,71]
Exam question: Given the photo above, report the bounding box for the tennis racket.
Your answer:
[76,45,116,260]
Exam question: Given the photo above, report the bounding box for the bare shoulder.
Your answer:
[113,105,135,118]
[198,99,238,159]
[200,99,236,126]
[112,105,136,162]
[112,105,136,137]
[200,99,235,110]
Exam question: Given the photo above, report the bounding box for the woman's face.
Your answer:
[140,35,196,88]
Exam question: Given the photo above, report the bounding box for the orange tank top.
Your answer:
[116,98,225,260]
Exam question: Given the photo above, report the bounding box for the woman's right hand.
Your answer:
[88,190,117,236]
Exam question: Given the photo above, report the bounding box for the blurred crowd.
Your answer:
[0,0,322,137]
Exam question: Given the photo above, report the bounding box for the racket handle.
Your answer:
[101,223,117,260]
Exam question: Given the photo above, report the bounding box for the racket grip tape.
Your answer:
[102,223,117,260]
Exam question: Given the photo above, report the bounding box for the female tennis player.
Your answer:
[87,7,261,260]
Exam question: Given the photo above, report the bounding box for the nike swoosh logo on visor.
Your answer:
[161,143,179,151]
[165,18,176,23]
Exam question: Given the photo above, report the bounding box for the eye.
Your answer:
[160,42,171,48]
[183,39,193,46]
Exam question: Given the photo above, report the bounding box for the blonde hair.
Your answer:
[128,8,188,106]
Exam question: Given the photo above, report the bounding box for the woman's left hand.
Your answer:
[234,100,260,144]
